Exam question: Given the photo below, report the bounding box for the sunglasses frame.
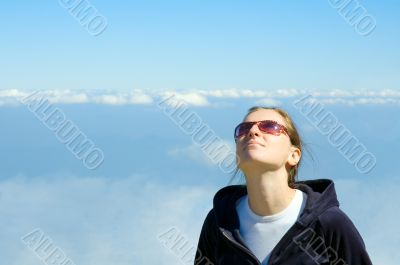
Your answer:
[234,120,289,141]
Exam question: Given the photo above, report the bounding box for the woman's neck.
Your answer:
[245,169,296,216]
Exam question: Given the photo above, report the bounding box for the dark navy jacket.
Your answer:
[194,179,373,265]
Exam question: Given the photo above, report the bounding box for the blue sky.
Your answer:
[1,0,399,90]
[1,1,400,264]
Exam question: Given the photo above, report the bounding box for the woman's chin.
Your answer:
[239,156,271,166]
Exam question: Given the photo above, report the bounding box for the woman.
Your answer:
[194,106,372,265]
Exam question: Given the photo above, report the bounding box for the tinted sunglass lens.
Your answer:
[238,123,249,136]
[236,123,251,138]
[259,121,280,135]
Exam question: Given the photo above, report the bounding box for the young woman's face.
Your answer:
[235,109,297,173]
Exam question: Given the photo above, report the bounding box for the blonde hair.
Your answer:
[231,106,304,188]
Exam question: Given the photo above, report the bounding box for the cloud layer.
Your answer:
[0,174,216,265]
[0,174,398,264]
[1,88,400,106]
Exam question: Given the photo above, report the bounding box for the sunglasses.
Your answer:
[234,120,288,141]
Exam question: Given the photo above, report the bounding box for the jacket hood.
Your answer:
[212,178,339,231]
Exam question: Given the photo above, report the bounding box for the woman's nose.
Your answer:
[248,123,261,137]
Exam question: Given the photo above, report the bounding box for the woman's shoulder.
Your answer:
[199,208,219,236]
[318,206,357,228]
[316,206,366,245]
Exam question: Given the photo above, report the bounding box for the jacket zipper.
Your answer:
[220,229,262,265]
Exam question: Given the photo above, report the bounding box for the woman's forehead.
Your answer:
[244,109,286,125]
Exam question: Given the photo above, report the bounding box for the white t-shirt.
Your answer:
[235,189,308,265]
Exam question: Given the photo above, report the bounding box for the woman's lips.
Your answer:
[245,141,264,147]
[247,140,263,145]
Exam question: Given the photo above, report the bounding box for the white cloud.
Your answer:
[326,89,353,97]
[316,97,400,105]
[130,93,153,104]
[198,89,241,98]
[1,174,397,264]
[274,88,302,98]
[255,98,282,106]
[94,94,128,105]
[334,177,400,265]
[239,89,266,98]
[159,91,210,107]
[0,89,154,106]
[50,93,89,104]
[0,89,400,106]
[0,175,217,265]
[0,89,28,98]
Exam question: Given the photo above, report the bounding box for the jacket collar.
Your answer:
[212,178,339,230]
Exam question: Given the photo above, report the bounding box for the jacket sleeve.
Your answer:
[319,207,373,265]
[194,209,217,265]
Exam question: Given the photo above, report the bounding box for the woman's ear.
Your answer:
[288,146,301,167]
